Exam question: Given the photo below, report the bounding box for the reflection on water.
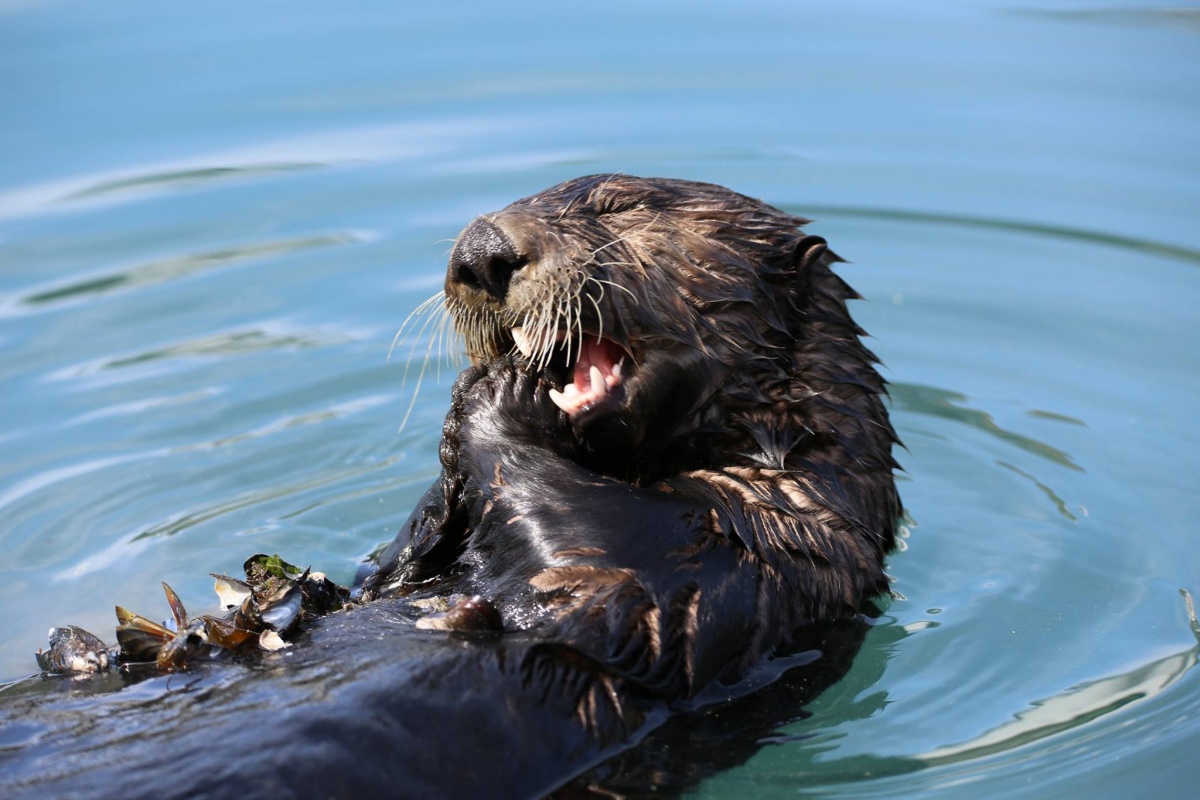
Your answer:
[995,461,1077,521]
[692,595,1200,796]
[890,382,1083,472]
[67,389,220,426]
[176,395,393,453]
[1026,409,1087,427]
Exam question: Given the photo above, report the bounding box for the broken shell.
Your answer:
[258,630,290,651]
[155,618,212,671]
[211,574,253,611]
[203,616,260,650]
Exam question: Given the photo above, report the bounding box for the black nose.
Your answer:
[447,218,527,300]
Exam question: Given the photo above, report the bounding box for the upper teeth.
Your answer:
[511,326,566,360]
[511,327,533,358]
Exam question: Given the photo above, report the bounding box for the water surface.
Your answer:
[1,1,1198,796]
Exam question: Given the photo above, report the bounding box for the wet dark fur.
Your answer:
[363,175,900,691]
[0,176,899,799]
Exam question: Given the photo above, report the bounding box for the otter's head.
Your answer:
[444,175,888,483]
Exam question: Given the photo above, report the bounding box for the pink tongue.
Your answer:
[548,337,626,417]
[572,337,619,391]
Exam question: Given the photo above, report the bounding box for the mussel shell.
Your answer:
[258,582,303,633]
[35,625,112,674]
[115,608,174,663]
[202,616,259,651]
[300,571,352,616]
[156,619,214,670]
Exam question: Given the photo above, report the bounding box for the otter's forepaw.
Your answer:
[457,357,574,452]
[439,363,491,474]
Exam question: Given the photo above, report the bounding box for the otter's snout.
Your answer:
[448,217,527,300]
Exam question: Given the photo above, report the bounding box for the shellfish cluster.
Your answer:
[35,555,351,674]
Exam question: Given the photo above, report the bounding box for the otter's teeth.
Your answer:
[589,365,606,397]
[612,357,625,381]
[511,327,533,359]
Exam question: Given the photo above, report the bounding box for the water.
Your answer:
[2,0,1198,796]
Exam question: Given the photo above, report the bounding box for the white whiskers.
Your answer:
[390,291,464,433]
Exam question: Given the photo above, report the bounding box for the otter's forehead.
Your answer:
[508,174,806,228]
[442,175,813,350]
[447,175,809,290]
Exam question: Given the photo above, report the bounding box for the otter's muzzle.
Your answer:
[447,217,527,301]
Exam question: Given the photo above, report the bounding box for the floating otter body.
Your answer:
[2,176,899,799]
[363,175,900,688]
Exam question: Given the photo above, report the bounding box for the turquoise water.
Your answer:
[2,1,1198,796]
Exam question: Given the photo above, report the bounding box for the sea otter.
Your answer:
[360,175,900,674]
[3,175,899,799]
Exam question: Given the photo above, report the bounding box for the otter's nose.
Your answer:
[447,217,527,300]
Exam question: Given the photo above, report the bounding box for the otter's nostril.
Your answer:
[447,218,527,300]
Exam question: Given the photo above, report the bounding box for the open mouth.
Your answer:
[511,326,627,418]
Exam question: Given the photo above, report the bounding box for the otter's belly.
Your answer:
[1,599,659,800]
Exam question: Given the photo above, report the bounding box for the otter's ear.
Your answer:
[793,234,860,302]
[793,235,831,273]
[786,234,829,296]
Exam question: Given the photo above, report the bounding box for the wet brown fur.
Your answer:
[363,174,900,719]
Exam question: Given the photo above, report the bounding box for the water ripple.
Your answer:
[0,122,493,220]
[61,163,325,203]
[920,592,1199,766]
[0,233,363,318]
[797,205,1200,266]
[891,382,1083,472]
[55,456,402,581]
[46,322,353,382]
[175,395,393,453]
[995,461,1079,522]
